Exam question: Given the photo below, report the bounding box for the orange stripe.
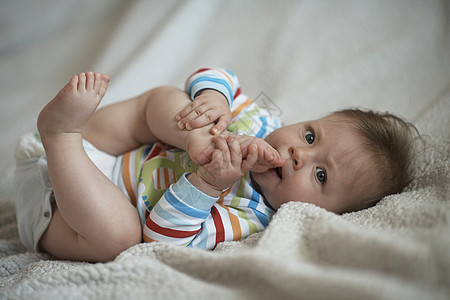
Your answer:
[217,190,242,241]
[228,210,242,241]
[217,69,234,91]
[163,168,169,188]
[217,187,242,241]
[231,98,253,119]
[156,170,161,190]
[122,152,137,207]
[217,188,231,205]
[143,234,156,243]
[220,204,242,242]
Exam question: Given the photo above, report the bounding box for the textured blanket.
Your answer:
[1,1,449,299]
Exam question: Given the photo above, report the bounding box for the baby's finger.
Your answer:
[177,98,207,119]
[187,110,218,130]
[211,114,231,135]
[263,147,284,167]
[269,149,284,167]
[177,106,209,129]
[242,144,258,172]
[214,136,231,164]
[226,136,242,165]
[211,148,223,165]
[176,101,198,120]
[206,149,224,177]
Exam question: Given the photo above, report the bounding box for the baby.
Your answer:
[14,68,418,262]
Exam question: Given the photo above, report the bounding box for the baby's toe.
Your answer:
[102,74,110,83]
[68,75,79,89]
[86,72,95,90]
[77,72,86,90]
[56,74,78,98]
[93,73,102,92]
[98,74,110,98]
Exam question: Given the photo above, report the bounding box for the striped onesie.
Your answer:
[121,68,282,249]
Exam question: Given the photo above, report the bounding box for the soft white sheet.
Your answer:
[1,1,449,299]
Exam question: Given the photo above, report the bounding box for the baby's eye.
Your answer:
[316,167,326,184]
[305,130,315,144]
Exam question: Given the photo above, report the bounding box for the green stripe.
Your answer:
[231,174,257,234]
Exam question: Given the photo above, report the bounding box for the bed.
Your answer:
[1,1,449,299]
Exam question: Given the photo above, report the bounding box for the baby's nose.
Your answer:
[288,146,302,170]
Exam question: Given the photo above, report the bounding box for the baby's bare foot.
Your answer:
[37,72,110,142]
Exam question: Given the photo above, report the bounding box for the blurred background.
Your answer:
[1,0,449,181]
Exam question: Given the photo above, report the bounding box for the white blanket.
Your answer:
[1,1,449,299]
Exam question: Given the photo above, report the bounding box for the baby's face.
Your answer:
[252,114,372,214]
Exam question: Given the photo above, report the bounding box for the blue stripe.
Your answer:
[255,116,268,138]
[251,195,269,227]
[164,190,210,219]
[187,224,208,248]
[153,204,193,226]
[247,179,269,227]
[253,209,270,227]
[249,178,261,205]
[265,205,274,216]
[248,196,258,210]
[189,76,233,103]
[225,69,236,77]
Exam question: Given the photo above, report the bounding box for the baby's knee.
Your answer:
[148,86,188,103]
[151,85,181,95]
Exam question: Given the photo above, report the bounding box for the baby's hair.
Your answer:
[332,108,420,212]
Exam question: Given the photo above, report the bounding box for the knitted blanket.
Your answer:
[0,1,449,299]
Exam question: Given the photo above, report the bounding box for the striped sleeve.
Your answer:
[185,68,240,107]
[143,173,219,246]
[142,173,270,249]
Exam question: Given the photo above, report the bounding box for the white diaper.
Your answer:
[14,133,122,252]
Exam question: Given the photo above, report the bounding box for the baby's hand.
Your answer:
[232,133,284,173]
[176,89,232,135]
[193,136,258,195]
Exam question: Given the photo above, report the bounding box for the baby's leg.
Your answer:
[38,72,141,262]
